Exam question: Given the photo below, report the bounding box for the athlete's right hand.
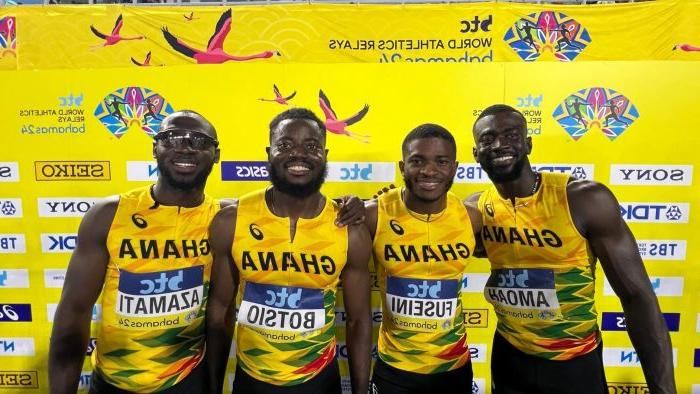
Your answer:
[372,183,396,199]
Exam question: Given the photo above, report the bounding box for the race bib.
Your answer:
[116,265,204,329]
[485,268,562,320]
[386,276,459,332]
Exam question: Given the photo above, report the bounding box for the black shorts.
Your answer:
[232,359,341,394]
[491,331,607,394]
[89,358,207,393]
[371,357,474,394]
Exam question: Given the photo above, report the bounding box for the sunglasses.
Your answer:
[154,129,219,150]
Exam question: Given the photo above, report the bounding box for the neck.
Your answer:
[493,168,539,203]
[269,188,325,219]
[402,188,447,215]
[152,180,205,208]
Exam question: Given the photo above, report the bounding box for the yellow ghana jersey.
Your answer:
[373,188,476,374]
[232,188,349,386]
[95,186,219,392]
[477,172,599,361]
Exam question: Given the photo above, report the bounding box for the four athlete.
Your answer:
[49,106,676,393]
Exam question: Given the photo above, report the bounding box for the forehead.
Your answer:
[404,137,455,157]
[160,115,215,139]
[272,119,324,142]
[473,112,525,137]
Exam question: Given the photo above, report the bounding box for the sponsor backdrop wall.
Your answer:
[0,1,698,393]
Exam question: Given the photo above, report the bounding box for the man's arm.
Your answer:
[49,197,118,394]
[334,195,366,227]
[465,192,485,258]
[206,203,239,394]
[341,223,372,394]
[568,180,676,394]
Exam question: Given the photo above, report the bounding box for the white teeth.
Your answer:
[288,165,309,171]
[174,162,195,167]
[493,156,514,164]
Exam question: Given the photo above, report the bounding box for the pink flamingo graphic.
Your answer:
[161,9,279,64]
[673,43,700,52]
[90,14,144,48]
[318,89,370,143]
[131,51,162,67]
[259,84,296,105]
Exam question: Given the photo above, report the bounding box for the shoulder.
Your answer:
[566,179,621,235]
[85,195,120,226]
[464,191,483,205]
[219,198,236,209]
[566,178,618,208]
[213,200,239,224]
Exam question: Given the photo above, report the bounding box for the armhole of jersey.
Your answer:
[371,198,384,251]
[562,177,587,241]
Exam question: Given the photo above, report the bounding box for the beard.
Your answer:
[480,155,527,183]
[403,176,454,203]
[157,156,214,191]
[269,162,327,199]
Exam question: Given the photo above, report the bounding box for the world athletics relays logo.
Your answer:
[0,17,16,58]
[93,87,175,138]
[552,87,639,141]
[504,12,590,62]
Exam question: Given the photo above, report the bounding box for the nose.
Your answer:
[420,162,438,176]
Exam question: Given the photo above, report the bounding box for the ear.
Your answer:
[472,146,478,162]
[213,147,220,163]
[526,136,533,154]
[398,160,405,177]
[450,160,459,179]
[152,142,157,159]
[266,146,270,157]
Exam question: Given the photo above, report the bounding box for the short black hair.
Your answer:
[269,108,326,141]
[402,123,456,156]
[475,104,526,124]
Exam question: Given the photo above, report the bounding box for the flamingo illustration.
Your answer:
[673,43,700,52]
[318,89,370,143]
[131,51,162,67]
[259,84,296,105]
[90,14,144,48]
[161,9,279,64]
[183,12,198,22]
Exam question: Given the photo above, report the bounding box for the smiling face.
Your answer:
[267,118,327,198]
[472,111,531,183]
[400,137,457,204]
[153,112,219,191]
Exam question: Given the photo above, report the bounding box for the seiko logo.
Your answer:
[0,199,22,218]
[38,198,98,217]
[388,220,404,235]
[463,309,488,328]
[131,214,148,229]
[0,235,26,254]
[35,161,110,181]
[619,203,689,223]
[249,224,263,240]
[327,162,395,183]
[610,165,692,186]
[221,161,269,181]
[0,371,38,388]
[0,162,19,182]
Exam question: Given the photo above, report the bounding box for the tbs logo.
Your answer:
[221,161,269,181]
[460,15,492,33]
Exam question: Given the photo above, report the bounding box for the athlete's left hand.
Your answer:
[334,195,366,227]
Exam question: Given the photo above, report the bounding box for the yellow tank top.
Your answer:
[95,186,219,392]
[477,172,598,360]
[373,188,476,374]
[232,188,348,386]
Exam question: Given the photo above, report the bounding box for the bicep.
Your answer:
[341,225,371,312]
[208,206,239,308]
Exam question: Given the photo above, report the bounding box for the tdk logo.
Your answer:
[601,312,680,332]
[0,304,32,322]
[41,233,77,253]
[221,161,269,181]
[58,93,84,107]
[265,288,302,308]
[327,162,395,183]
[636,240,686,261]
[604,276,683,297]
[603,348,677,367]
[0,162,19,182]
[0,270,29,288]
[531,164,594,180]
[497,270,528,288]
[610,165,692,186]
[38,198,98,217]
[126,161,158,182]
[516,94,542,108]
[0,235,26,254]
[0,338,35,356]
[619,202,689,223]
[0,199,22,218]
[138,270,184,295]
[460,15,492,33]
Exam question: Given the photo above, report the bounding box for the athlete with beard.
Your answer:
[471,105,675,394]
[50,111,223,393]
[206,108,372,394]
[364,124,481,394]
